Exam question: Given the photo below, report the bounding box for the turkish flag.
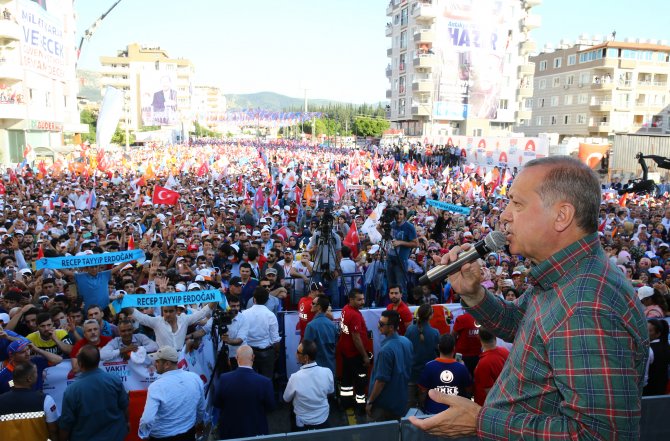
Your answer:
[197,162,209,177]
[343,221,360,258]
[334,179,346,202]
[152,185,180,205]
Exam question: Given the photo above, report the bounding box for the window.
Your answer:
[567,54,577,66]
[473,129,483,136]
[577,114,587,124]
[538,79,546,89]
[554,57,562,68]
[551,115,557,125]
[45,92,50,107]
[400,30,407,49]
[579,72,590,85]
[579,49,604,63]
[393,13,400,25]
[539,60,547,71]
[537,98,545,108]
[536,116,543,125]
[578,93,588,104]
[400,8,408,26]
[566,75,574,86]
[398,98,406,114]
[525,98,533,110]
[399,53,406,72]
[552,77,561,88]
[564,94,573,105]
[607,48,619,58]
[550,96,559,106]
[399,76,406,94]
[499,99,509,110]
[564,115,570,124]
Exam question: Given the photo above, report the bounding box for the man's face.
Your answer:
[229,301,240,315]
[239,267,250,279]
[261,231,270,241]
[351,293,365,310]
[229,284,241,295]
[12,346,31,364]
[378,316,392,337]
[87,307,102,323]
[84,323,100,342]
[42,282,55,295]
[396,210,405,223]
[69,310,83,325]
[388,287,402,304]
[162,307,177,322]
[24,313,38,332]
[123,282,135,294]
[500,166,557,263]
[119,323,134,343]
[38,318,54,339]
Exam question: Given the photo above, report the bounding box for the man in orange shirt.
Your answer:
[386,285,413,335]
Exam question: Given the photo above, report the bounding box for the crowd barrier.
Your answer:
[223,395,670,441]
[284,272,365,309]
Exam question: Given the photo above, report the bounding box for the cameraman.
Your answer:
[381,207,418,301]
[307,206,342,308]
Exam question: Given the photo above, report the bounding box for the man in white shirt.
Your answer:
[139,346,208,439]
[100,320,159,363]
[242,287,281,380]
[283,339,334,431]
[126,301,217,350]
[222,295,248,370]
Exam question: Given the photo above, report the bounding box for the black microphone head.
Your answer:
[484,231,506,251]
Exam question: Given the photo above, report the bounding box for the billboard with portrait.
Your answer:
[433,0,515,121]
[140,66,178,126]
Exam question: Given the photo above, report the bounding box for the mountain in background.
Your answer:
[76,70,374,110]
[224,91,350,110]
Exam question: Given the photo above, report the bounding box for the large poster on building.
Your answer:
[17,0,66,81]
[433,0,515,121]
[140,67,178,126]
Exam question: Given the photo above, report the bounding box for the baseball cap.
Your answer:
[637,286,654,301]
[187,244,199,252]
[8,339,30,356]
[187,282,201,291]
[266,267,278,276]
[149,346,179,363]
[369,244,380,255]
[0,312,9,324]
[229,276,242,287]
[175,283,186,292]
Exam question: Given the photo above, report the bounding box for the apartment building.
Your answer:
[523,37,670,140]
[0,0,86,164]
[385,0,541,139]
[192,85,227,132]
[99,43,195,134]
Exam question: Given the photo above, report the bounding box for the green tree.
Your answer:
[80,109,97,144]
[353,116,390,137]
[111,126,135,145]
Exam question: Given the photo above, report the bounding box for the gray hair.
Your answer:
[524,156,600,233]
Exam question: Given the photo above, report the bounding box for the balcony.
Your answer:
[386,89,393,99]
[637,80,668,89]
[522,14,542,30]
[0,18,20,45]
[518,63,535,76]
[385,24,393,37]
[520,40,537,55]
[517,86,533,98]
[0,102,26,119]
[387,48,393,57]
[589,99,612,111]
[613,101,631,111]
[591,81,614,90]
[0,59,23,83]
[385,66,392,77]
[517,109,532,120]
[589,122,611,133]
[411,3,437,21]
[413,29,434,44]
[412,79,433,93]
[413,53,435,70]
[386,2,395,16]
[411,104,431,117]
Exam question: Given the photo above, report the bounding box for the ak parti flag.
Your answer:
[343,221,360,258]
[303,184,314,202]
[618,193,627,207]
[144,163,156,180]
[152,185,180,205]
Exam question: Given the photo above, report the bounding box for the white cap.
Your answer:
[637,286,654,301]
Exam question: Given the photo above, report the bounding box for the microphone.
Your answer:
[419,231,507,286]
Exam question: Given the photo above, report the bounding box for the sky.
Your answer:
[75,0,670,104]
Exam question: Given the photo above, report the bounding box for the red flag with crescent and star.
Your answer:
[343,221,360,258]
[152,185,180,205]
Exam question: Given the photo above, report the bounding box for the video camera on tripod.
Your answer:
[380,205,400,240]
[317,199,335,236]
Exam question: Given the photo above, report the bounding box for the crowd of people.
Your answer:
[0,139,668,440]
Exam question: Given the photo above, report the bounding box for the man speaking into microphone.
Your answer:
[411,156,649,440]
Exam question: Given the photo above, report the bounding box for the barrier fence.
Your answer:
[224,396,670,441]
